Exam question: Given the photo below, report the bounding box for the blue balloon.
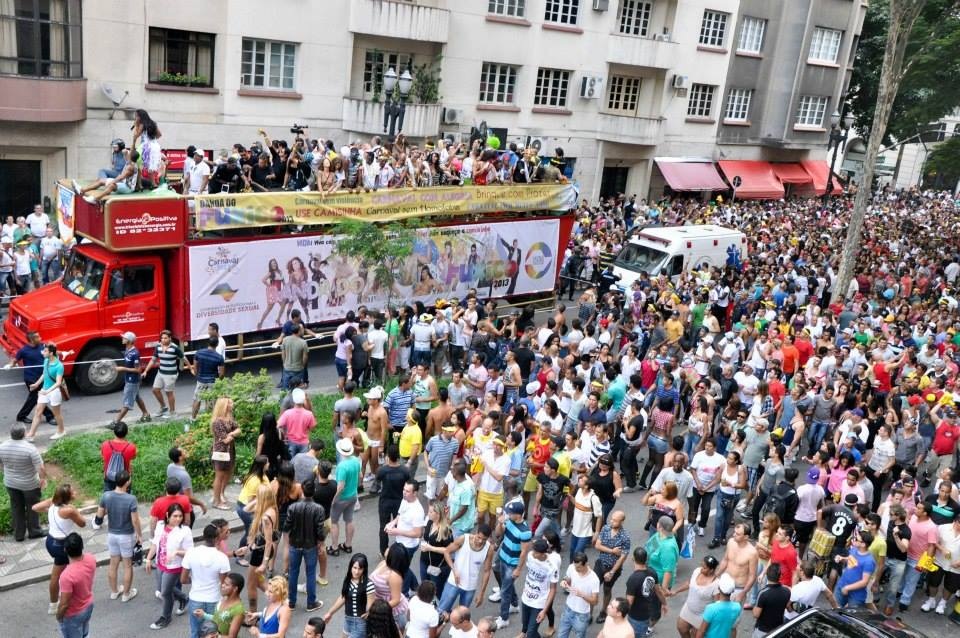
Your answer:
[883,288,894,300]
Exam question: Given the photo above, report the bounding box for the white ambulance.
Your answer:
[612,224,748,288]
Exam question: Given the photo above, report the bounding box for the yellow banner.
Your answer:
[194,184,578,231]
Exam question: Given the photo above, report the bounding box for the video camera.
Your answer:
[290,123,308,135]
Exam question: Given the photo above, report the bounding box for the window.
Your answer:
[534,68,571,108]
[618,0,652,36]
[241,38,296,90]
[796,95,829,127]
[606,75,642,115]
[479,62,518,104]
[698,10,728,47]
[362,50,413,98]
[808,27,842,63]
[737,16,766,54]
[544,0,579,25]
[488,0,525,17]
[724,88,753,121]
[108,266,155,301]
[148,28,214,87]
[686,83,716,118]
[0,0,82,78]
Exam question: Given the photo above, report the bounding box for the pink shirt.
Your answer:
[278,406,316,445]
[907,516,938,561]
[59,553,96,617]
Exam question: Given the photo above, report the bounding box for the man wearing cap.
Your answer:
[327,438,360,555]
[362,386,387,483]
[0,234,15,297]
[183,148,210,195]
[493,500,532,630]
[518,537,560,638]
[697,573,741,638]
[794,467,825,557]
[279,388,316,458]
[423,418,460,501]
[114,332,151,425]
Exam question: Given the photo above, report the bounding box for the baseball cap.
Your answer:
[844,493,859,506]
[0,236,11,244]
[532,538,549,553]
[504,501,524,516]
[122,331,137,343]
[291,388,306,405]
[192,147,203,157]
[364,386,383,400]
[850,408,864,417]
[718,573,736,595]
[806,467,820,483]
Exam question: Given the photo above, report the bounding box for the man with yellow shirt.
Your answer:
[398,408,423,475]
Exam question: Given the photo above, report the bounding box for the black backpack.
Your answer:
[763,484,795,521]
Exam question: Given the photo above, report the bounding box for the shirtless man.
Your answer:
[73,149,140,202]
[363,387,387,491]
[716,523,758,605]
[426,387,456,440]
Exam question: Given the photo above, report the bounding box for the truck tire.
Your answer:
[74,344,124,395]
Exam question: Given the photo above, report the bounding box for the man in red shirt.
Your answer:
[781,337,800,381]
[794,331,814,367]
[929,408,960,476]
[767,370,786,411]
[100,421,137,491]
[768,524,799,586]
[150,476,205,528]
[57,533,96,635]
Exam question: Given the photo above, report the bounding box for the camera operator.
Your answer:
[208,156,246,194]
[98,139,126,180]
[248,153,279,192]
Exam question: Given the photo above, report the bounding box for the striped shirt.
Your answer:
[0,439,43,490]
[424,435,460,476]
[588,439,611,468]
[498,518,532,567]
[154,344,183,376]
[384,387,414,428]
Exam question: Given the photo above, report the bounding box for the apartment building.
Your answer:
[0,0,865,217]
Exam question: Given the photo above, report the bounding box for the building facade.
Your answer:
[0,0,866,217]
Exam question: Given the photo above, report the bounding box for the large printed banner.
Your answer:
[56,183,76,243]
[193,184,577,231]
[187,218,561,338]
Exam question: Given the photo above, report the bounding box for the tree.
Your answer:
[331,218,419,310]
[923,134,960,190]
[833,0,936,303]
[848,0,960,145]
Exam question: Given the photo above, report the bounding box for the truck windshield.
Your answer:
[62,252,105,301]
[614,243,668,275]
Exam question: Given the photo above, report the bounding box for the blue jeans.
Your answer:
[236,502,253,548]
[188,600,217,638]
[899,558,922,607]
[287,442,309,459]
[343,616,367,638]
[883,557,907,608]
[498,560,519,620]
[160,570,189,622]
[683,432,701,461]
[438,583,476,613]
[401,544,420,595]
[419,560,450,600]
[557,607,591,638]
[809,420,830,455]
[521,602,545,638]
[569,535,592,562]
[288,545,318,607]
[713,492,739,542]
[59,603,94,638]
[534,514,561,539]
[280,369,304,390]
[628,617,649,637]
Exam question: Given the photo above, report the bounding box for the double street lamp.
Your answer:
[826,108,855,199]
[382,67,413,141]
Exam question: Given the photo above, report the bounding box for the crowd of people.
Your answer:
[7,124,960,638]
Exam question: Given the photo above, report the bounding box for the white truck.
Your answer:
[612,224,747,288]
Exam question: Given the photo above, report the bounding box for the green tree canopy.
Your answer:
[923,134,960,189]
[848,0,960,145]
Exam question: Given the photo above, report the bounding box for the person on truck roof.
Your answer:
[72,149,140,204]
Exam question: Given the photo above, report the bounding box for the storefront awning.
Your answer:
[771,162,814,185]
[717,160,785,199]
[800,159,843,195]
[654,160,728,191]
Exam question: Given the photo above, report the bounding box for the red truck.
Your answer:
[2,182,576,394]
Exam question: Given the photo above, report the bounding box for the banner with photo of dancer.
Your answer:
[187,218,560,338]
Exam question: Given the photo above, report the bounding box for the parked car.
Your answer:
[766,608,928,638]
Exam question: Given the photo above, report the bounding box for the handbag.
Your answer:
[211,450,231,462]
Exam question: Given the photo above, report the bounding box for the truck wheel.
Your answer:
[74,345,124,395]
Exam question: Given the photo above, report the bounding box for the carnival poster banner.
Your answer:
[193,184,577,231]
[187,218,560,338]
[56,183,76,243]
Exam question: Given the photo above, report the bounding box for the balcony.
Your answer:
[607,34,676,70]
[0,76,86,122]
[342,97,442,139]
[348,0,450,43]
[595,113,665,146]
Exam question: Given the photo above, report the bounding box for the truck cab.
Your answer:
[2,244,165,394]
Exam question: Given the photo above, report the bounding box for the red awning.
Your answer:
[655,160,728,191]
[718,160,785,199]
[771,162,814,185]
[800,159,843,195]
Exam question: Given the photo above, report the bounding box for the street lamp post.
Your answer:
[825,108,854,200]
[382,67,413,142]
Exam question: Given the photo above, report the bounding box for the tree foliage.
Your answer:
[924,135,960,189]
[848,0,960,145]
[332,218,419,309]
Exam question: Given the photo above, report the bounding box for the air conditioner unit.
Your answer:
[655,33,670,42]
[441,130,463,143]
[592,0,610,10]
[579,76,603,99]
[527,137,544,152]
[672,74,689,90]
[443,108,461,125]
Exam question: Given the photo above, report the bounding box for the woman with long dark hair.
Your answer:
[370,543,410,631]
[323,553,376,638]
[33,484,86,614]
[145,503,192,630]
[272,461,302,575]
[256,412,289,481]
[365,599,401,638]
[132,109,162,188]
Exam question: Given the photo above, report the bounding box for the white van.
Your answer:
[612,224,748,288]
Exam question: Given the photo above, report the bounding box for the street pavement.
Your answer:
[1,485,953,638]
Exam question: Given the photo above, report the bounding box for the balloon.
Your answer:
[486,135,501,150]
[883,288,894,300]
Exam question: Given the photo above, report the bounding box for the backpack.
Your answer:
[105,442,129,483]
[762,484,795,521]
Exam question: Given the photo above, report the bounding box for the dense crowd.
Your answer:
[7,121,960,638]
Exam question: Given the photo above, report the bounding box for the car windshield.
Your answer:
[614,242,668,274]
[62,252,105,301]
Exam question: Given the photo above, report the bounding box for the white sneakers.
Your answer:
[697,526,705,537]
[936,598,947,615]
[494,617,510,630]
[488,588,501,602]
[109,585,125,600]
[121,588,138,603]
[921,596,937,612]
